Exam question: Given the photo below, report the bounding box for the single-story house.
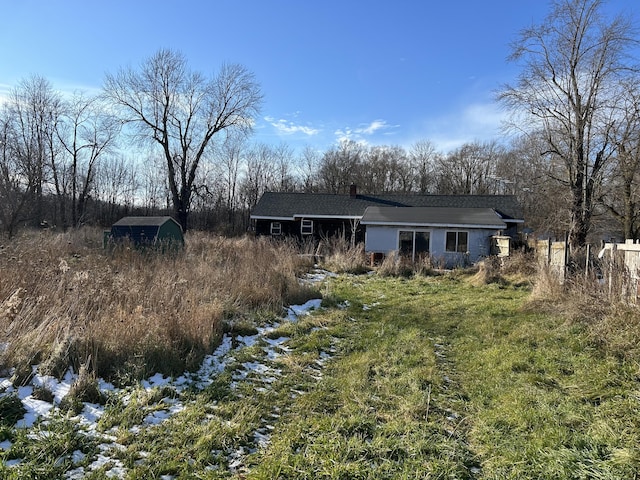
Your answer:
[250,187,524,267]
[105,216,184,249]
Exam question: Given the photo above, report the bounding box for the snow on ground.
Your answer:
[286,298,323,321]
[0,267,339,477]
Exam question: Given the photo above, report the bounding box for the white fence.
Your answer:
[535,238,569,282]
[598,240,640,300]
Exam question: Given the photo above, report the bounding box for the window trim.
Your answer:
[301,218,314,236]
[270,221,282,236]
[445,230,469,253]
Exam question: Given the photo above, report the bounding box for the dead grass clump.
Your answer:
[376,251,414,277]
[529,263,566,303]
[469,252,538,287]
[61,361,104,413]
[523,260,640,361]
[414,254,439,277]
[500,251,537,283]
[39,333,76,379]
[469,258,500,286]
[564,272,615,322]
[318,237,369,274]
[0,229,316,384]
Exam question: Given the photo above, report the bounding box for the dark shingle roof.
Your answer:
[251,192,524,221]
[360,206,507,228]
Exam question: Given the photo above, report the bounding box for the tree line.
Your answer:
[1,0,639,248]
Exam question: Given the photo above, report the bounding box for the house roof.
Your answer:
[250,192,524,222]
[112,216,178,228]
[360,206,507,229]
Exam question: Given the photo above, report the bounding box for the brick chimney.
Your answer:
[349,183,357,198]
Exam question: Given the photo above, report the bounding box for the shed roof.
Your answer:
[251,192,524,222]
[112,216,179,228]
[360,206,507,229]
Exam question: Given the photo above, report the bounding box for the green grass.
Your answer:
[3,271,640,478]
[248,275,481,479]
[249,273,640,479]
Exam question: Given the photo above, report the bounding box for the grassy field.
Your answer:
[247,273,640,479]
[2,234,640,478]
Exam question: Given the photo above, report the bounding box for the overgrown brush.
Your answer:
[317,236,369,274]
[0,229,317,385]
[525,250,640,364]
[376,251,414,277]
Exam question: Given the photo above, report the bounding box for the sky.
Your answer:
[1,1,638,154]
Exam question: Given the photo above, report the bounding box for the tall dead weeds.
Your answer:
[0,229,317,384]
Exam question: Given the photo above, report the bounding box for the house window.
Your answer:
[399,230,430,262]
[301,219,313,235]
[446,231,468,253]
[270,222,282,235]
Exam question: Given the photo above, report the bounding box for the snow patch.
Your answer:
[286,299,322,321]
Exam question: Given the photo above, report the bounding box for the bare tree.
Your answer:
[601,79,640,238]
[94,155,139,224]
[0,106,36,237]
[499,0,638,248]
[317,140,363,194]
[103,49,262,231]
[56,93,120,227]
[240,143,277,212]
[137,154,168,214]
[5,75,62,226]
[272,143,297,192]
[214,132,246,229]
[435,141,500,195]
[359,145,407,193]
[297,145,320,193]
[502,133,570,235]
[409,140,440,194]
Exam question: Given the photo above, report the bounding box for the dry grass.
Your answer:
[317,236,369,274]
[0,229,317,384]
[523,253,640,363]
[376,251,415,277]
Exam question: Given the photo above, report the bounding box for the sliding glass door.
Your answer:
[398,230,430,262]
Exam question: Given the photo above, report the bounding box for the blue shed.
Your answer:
[107,216,184,249]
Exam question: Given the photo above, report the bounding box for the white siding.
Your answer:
[365,226,398,253]
[365,226,497,268]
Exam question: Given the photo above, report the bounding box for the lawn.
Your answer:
[251,273,640,479]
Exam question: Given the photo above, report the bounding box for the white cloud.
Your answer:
[355,119,388,135]
[265,116,320,136]
[462,103,505,131]
[334,119,398,144]
[421,102,507,152]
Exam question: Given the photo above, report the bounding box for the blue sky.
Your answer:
[1,1,637,153]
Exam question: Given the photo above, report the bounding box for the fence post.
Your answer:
[564,234,569,281]
[585,244,590,280]
[609,243,617,299]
